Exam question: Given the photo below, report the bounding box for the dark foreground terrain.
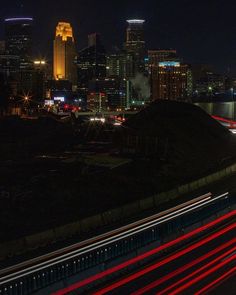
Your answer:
[0,101,235,245]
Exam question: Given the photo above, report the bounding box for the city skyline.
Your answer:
[0,0,236,74]
[1,3,236,295]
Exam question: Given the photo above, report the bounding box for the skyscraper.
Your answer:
[125,19,146,73]
[53,22,77,86]
[106,51,134,79]
[156,61,190,101]
[148,50,178,100]
[4,17,33,69]
[77,33,106,99]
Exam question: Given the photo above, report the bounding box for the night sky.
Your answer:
[1,0,236,74]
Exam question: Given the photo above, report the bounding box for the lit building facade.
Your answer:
[46,79,73,103]
[194,72,225,97]
[31,60,48,101]
[156,61,190,101]
[148,50,178,100]
[88,77,129,110]
[106,51,135,79]
[4,17,33,70]
[53,22,77,86]
[125,20,146,73]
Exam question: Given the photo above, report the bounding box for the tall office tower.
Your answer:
[53,22,77,86]
[148,50,178,100]
[156,61,190,101]
[106,51,134,79]
[77,33,106,99]
[31,60,48,101]
[125,19,146,73]
[4,17,33,69]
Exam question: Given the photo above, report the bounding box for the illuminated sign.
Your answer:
[45,100,54,106]
[159,61,180,67]
[54,97,65,102]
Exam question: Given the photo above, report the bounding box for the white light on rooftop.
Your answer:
[127,19,145,24]
[5,17,33,22]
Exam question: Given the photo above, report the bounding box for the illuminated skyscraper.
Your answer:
[125,19,145,73]
[106,51,134,79]
[4,17,33,69]
[53,22,77,86]
[156,61,190,100]
[148,50,178,100]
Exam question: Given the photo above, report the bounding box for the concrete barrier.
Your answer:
[80,215,103,232]
[139,197,154,211]
[122,201,140,218]
[25,230,54,249]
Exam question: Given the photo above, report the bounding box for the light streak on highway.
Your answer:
[0,194,212,278]
[212,115,236,126]
[53,210,236,295]
[132,238,236,295]
[0,193,220,285]
[195,266,236,295]
[169,254,236,295]
[92,224,236,295]
[157,244,236,295]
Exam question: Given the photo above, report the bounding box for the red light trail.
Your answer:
[132,238,236,295]
[195,266,236,295]
[157,244,236,295]
[93,224,236,295]
[212,115,236,127]
[53,210,235,295]
[168,254,236,295]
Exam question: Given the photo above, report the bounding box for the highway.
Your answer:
[52,208,236,294]
[0,193,213,281]
[91,220,235,295]
[0,192,234,295]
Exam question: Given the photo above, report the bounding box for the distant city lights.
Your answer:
[34,60,46,65]
[90,117,106,123]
